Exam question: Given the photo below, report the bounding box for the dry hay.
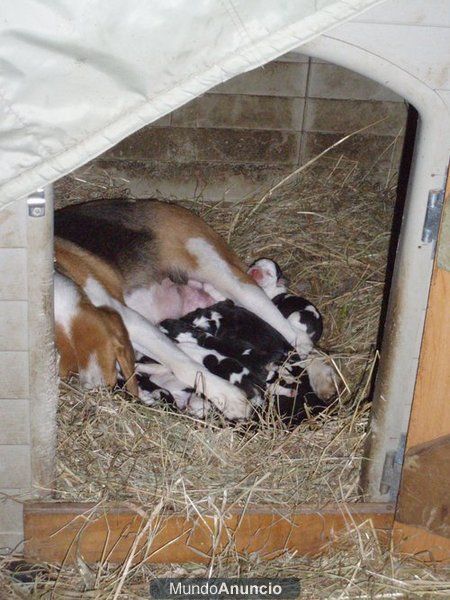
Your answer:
[54,382,368,507]
[2,520,450,598]
[51,158,393,507]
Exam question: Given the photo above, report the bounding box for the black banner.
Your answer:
[149,578,301,599]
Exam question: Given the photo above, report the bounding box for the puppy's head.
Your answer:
[247,258,288,298]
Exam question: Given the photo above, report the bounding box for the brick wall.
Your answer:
[56,52,407,204]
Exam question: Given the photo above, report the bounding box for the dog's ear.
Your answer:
[272,260,284,281]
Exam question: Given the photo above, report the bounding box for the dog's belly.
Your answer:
[125,278,216,324]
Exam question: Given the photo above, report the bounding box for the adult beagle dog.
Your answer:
[54,198,334,419]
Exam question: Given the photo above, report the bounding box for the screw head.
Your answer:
[29,205,45,217]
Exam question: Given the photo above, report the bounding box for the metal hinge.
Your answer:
[422,189,444,247]
[27,188,46,217]
[379,434,406,500]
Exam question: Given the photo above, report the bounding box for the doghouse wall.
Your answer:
[55,53,407,206]
[0,198,34,549]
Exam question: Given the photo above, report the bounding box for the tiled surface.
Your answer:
[109,127,197,162]
[0,489,24,551]
[0,447,31,488]
[0,400,30,444]
[0,352,29,399]
[91,159,294,203]
[0,301,28,351]
[76,56,408,200]
[212,61,309,96]
[194,129,299,164]
[0,532,24,552]
[0,249,27,300]
[308,63,403,102]
[172,94,305,131]
[110,127,300,165]
[0,199,27,248]
[303,99,407,135]
[302,131,405,182]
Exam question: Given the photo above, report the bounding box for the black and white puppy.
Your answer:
[247,258,323,343]
[139,303,289,415]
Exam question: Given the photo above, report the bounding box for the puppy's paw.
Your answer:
[204,374,252,420]
[138,388,159,405]
[306,356,337,401]
[295,335,313,359]
[138,387,173,406]
[185,394,210,418]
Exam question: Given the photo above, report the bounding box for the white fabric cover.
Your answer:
[0,0,384,206]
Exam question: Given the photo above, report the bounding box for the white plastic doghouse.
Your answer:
[0,0,449,551]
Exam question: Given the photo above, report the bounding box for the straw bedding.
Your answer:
[51,157,395,503]
[4,158,449,597]
[52,160,390,507]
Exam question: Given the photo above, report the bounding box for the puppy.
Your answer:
[248,258,323,343]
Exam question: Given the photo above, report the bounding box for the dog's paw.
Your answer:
[173,363,252,420]
[204,374,252,420]
[295,335,314,359]
[185,394,210,418]
[138,386,174,406]
[306,356,337,401]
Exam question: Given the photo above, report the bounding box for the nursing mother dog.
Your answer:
[55,198,335,419]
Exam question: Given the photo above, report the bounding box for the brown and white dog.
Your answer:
[54,271,138,395]
[54,198,334,419]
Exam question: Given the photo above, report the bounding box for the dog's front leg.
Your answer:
[122,307,252,419]
[230,281,314,357]
[186,239,313,358]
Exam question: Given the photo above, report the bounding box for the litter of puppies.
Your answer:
[130,257,330,426]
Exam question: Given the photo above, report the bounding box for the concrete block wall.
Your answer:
[0,191,57,553]
[56,53,407,205]
[0,198,31,552]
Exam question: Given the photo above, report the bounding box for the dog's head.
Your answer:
[247,258,288,298]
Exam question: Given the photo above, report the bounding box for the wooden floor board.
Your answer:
[24,502,394,564]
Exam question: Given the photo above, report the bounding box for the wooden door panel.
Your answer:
[393,165,450,560]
